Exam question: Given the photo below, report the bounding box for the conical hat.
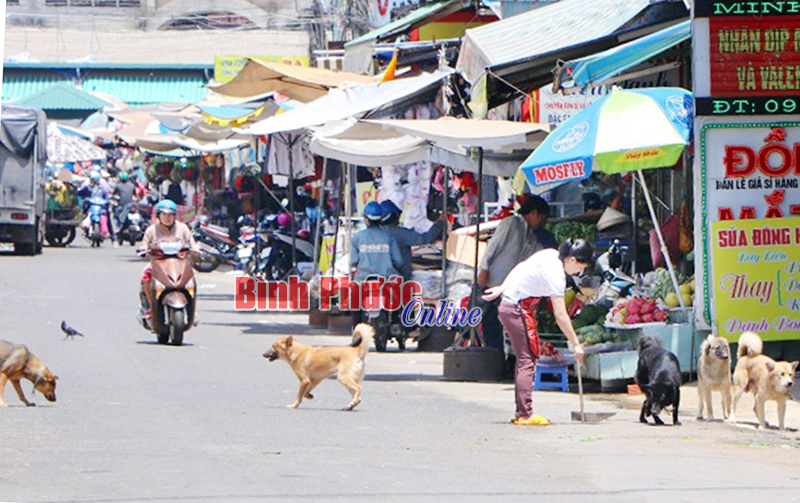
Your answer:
[596,207,630,230]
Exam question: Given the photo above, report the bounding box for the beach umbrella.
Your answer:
[520,87,694,308]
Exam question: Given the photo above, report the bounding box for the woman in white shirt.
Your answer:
[482,239,593,426]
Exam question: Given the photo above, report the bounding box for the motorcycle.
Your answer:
[83,196,110,247]
[246,214,315,281]
[117,205,145,246]
[360,275,408,352]
[191,216,255,273]
[593,239,636,309]
[137,240,197,346]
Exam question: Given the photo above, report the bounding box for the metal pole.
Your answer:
[441,165,449,300]
[286,134,298,275]
[638,170,685,308]
[330,162,343,275]
[631,172,637,276]
[469,147,484,347]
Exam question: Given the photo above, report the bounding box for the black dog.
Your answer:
[635,335,681,426]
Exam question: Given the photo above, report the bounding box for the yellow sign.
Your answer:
[318,236,336,274]
[712,218,800,341]
[214,55,311,83]
[355,182,380,217]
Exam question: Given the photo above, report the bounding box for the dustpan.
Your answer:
[571,362,616,423]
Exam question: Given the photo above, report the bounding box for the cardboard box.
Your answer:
[446,233,486,267]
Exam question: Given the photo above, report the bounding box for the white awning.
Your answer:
[236,70,453,137]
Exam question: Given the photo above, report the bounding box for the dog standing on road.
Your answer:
[636,334,682,426]
[0,340,58,407]
[263,324,374,410]
[696,334,732,421]
[731,331,798,430]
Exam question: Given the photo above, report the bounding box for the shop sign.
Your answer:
[711,217,800,341]
[214,56,310,84]
[355,182,380,217]
[698,121,800,325]
[696,1,800,18]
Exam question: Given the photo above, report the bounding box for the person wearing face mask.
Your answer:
[139,200,199,319]
[482,239,593,426]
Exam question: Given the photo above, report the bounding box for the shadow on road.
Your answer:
[197,293,236,302]
[365,373,441,382]
[200,321,331,336]
[135,341,196,347]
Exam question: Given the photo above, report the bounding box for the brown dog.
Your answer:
[731,331,798,430]
[0,340,58,407]
[696,334,732,421]
[263,323,374,410]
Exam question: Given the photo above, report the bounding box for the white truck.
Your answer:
[0,105,47,255]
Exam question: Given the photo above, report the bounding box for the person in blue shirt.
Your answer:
[350,201,404,282]
[379,199,445,282]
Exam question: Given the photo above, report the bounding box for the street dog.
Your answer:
[263,323,374,410]
[731,331,798,430]
[696,334,732,421]
[0,340,58,407]
[635,335,681,426]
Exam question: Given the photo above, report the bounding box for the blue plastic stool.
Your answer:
[533,361,569,392]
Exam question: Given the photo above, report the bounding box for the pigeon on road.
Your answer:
[61,321,84,340]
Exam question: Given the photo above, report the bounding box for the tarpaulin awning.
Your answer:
[561,19,690,91]
[0,105,47,159]
[364,117,550,150]
[237,70,453,137]
[208,59,375,102]
[197,103,276,125]
[456,0,688,109]
[172,136,250,153]
[345,1,462,47]
[46,122,106,163]
[309,119,428,167]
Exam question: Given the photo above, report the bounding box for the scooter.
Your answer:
[137,240,197,346]
[247,214,315,281]
[117,205,145,246]
[84,196,109,248]
[361,275,407,352]
[191,216,255,272]
[594,239,636,309]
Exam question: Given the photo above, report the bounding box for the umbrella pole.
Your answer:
[637,170,685,309]
[287,134,298,276]
[470,147,484,347]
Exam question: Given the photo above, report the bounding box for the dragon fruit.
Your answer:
[624,314,643,325]
[640,302,655,315]
[654,310,668,322]
[642,313,655,323]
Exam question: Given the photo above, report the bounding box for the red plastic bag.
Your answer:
[650,213,681,268]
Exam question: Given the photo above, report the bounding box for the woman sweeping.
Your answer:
[482,239,593,426]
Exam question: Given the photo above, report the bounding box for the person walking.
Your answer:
[482,239,593,426]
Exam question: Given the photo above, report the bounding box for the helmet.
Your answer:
[297,229,311,240]
[276,213,292,227]
[155,199,178,215]
[118,172,129,182]
[558,238,594,264]
[379,200,401,222]
[364,201,384,222]
[90,171,101,181]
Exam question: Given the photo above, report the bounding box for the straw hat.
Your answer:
[596,207,630,230]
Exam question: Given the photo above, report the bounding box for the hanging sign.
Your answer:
[711,217,800,341]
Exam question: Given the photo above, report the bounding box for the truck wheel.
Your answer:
[35,217,44,254]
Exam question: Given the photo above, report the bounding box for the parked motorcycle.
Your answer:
[246,214,315,281]
[594,239,636,308]
[191,216,255,273]
[117,205,145,246]
[83,196,110,247]
[137,240,197,346]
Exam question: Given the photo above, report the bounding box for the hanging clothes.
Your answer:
[266,135,316,179]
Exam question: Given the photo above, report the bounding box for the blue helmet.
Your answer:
[155,199,177,215]
[379,200,401,222]
[90,171,101,180]
[363,201,384,222]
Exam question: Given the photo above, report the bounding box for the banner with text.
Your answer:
[214,56,310,84]
[712,218,800,341]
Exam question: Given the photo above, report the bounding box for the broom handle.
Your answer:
[577,360,585,422]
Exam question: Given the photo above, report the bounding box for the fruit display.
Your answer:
[647,268,695,308]
[605,296,669,327]
[577,324,616,346]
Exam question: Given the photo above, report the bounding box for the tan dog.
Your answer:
[263,324,374,410]
[731,331,798,430]
[0,340,58,407]
[696,334,732,421]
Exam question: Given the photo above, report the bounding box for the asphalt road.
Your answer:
[1,244,799,503]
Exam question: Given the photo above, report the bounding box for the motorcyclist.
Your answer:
[78,170,117,245]
[379,199,445,282]
[139,200,199,318]
[113,171,137,227]
[350,202,404,282]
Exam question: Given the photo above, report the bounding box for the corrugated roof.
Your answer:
[345,0,461,47]
[457,0,655,84]
[2,75,72,102]
[83,75,208,105]
[13,84,112,111]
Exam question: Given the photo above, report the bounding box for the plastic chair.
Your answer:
[533,361,569,392]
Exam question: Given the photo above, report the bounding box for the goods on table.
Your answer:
[546,221,596,244]
[605,296,668,326]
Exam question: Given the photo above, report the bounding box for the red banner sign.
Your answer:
[710,17,800,96]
